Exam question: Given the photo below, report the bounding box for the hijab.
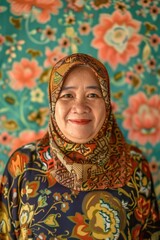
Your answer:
[38,53,133,191]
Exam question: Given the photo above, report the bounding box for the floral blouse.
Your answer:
[0,142,160,240]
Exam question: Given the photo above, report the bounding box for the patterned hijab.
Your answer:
[38,53,133,191]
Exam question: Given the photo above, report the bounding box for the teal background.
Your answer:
[0,0,160,209]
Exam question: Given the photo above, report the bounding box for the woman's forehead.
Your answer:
[62,65,100,86]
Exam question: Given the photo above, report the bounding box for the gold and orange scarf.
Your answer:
[38,53,133,191]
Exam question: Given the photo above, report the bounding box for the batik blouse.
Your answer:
[0,141,160,239]
[0,53,160,239]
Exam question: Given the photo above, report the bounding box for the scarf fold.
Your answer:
[37,53,133,191]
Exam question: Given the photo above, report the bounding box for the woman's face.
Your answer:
[55,66,106,143]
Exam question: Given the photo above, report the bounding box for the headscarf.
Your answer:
[38,53,133,191]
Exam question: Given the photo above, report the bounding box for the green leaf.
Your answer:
[44,214,59,227]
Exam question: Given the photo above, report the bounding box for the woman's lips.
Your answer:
[68,119,91,125]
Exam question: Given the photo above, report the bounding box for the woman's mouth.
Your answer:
[68,119,91,125]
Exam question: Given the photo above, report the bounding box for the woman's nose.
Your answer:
[71,98,90,114]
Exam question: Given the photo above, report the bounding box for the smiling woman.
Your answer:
[0,53,160,239]
[55,65,106,143]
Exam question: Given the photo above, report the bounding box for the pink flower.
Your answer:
[150,5,159,17]
[8,0,62,23]
[92,11,142,69]
[44,47,66,68]
[58,37,70,48]
[0,132,13,145]
[134,63,144,74]
[10,129,46,155]
[79,22,91,35]
[149,34,160,47]
[123,92,160,145]
[66,0,85,12]
[140,0,151,7]
[8,58,42,90]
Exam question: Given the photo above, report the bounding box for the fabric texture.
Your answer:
[0,143,160,239]
[0,53,160,239]
[0,0,160,209]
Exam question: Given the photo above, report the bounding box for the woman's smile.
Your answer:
[68,118,91,125]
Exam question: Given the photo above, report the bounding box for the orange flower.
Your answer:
[123,92,160,145]
[134,196,151,223]
[8,0,62,23]
[70,213,92,240]
[8,58,42,90]
[44,47,66,68]
[8,152,29,177]
[0,132,13,146]
[92,11,142,69]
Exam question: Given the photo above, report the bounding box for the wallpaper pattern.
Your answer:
[0,0,160,208]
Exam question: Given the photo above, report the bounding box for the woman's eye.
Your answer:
[60,93,73,99]
[87,93,100,98]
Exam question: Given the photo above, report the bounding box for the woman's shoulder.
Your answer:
[4,142,39,178]
[10,141,37,158]
[128,144,152,177]
[129,144,147,162]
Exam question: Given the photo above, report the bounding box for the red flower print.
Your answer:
[44,47,66,68]
[134,63,144,74]
[79,22,91,35]
[140,0,151,7]
[8,152,29,177]
[149,34,160,47]
[123,92,160,145]
[150,5,159,18]
[131,224,141,240]
[147,58,156,69]
[66,0,85,12]
[22,181,40,198]
[134,196,150,223]
[58,37,70,48]
[8,0,62,23]
[8,58,42,90]
[0,132,13,146]
[53,192,62,201]
[92,11,142,69]
[70,213,92,240]
[61,202,69,212]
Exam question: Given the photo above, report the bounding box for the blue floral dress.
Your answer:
[0,141,160,240]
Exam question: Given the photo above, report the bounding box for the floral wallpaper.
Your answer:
[0,0,160,208]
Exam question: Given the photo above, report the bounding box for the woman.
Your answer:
[0,53,160,239]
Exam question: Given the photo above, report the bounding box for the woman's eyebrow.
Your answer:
[61,86,76,91]
[86,86,101,91]
[61,86,101,91]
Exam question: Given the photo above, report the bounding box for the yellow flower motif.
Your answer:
[66,27,76,38]
[82,192,126,240]
[30,88,44,103]
[19,203,34,226]
[87,201,120,239]
[142,176,148,187]
[0,203,11,233]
